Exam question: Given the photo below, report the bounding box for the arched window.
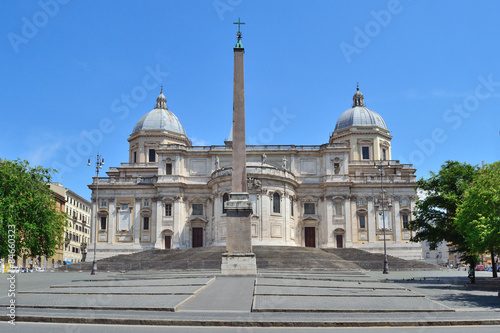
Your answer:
[273,192,280,213]
[222,193,229,214]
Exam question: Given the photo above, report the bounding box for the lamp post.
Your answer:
[88,153,104,275]
[374,161,390,274]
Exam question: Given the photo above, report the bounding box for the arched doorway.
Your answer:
[334,228,345,248]
[161,229,173,249]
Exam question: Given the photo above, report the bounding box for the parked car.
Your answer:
[475,264,486,271]
[7,266,20,273]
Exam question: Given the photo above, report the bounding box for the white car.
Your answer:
[7,266,20,273]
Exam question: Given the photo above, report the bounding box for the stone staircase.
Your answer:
[62,246,437,272]
[322,248,438,270]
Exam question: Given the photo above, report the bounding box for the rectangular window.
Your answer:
[382,149,387,161]
[143,217,149,230]
[402,214,409,229]
[120,204,129,211]
[272,193,281,214]
[133,151,137,163]
[165,204,172,216]
[100,216,107,230]
[149,149,156,162]
[192,204,203,216]
[304,203,315,215]
[100,200,107,208]
[359,215,366,229]
[362,146,370,160]
[290,198,294,216]
[143,200,150,208]
[166,163,172,175]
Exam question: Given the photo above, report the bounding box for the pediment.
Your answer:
[189,216,208,223]
[301,215,320,223]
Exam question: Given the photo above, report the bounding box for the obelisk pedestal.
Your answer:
[221,20,257,275]
[221,192,256,275]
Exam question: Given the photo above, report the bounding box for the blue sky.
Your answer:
[1,0,500,200]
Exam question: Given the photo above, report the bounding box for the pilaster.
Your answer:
[108,198,116,244]
[154,198,162,248]
[344,198,352,247]
[134,198,141,244]
[393,199,401,242]
[367,197,375,243]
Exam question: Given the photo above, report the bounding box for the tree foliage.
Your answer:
[455,161,500,277]
[409,161,479,257]
[0,159,66,259]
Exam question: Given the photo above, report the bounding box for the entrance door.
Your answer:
[305,227,315,247]
[192,228,203,248]
[165,236,171,249]
[336,234,343,248]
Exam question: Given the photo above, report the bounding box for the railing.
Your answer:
[155,143,349,152]
[92,176,158,185]
[350,175,416,183]
[93,173,414,185]
[120,163,157,167]
[211,165,297,182]
[350,160,401,165]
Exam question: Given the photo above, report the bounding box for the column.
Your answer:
[90,199,97,247]
[350,197,358,245]
[154,199,162,248]
[344,198,352,247]
[325,198,333,247]
[393,199,401,242]
[134,198,141,244]
[173,197,182,248]
[367,197,376,243]
[108,198,116,244]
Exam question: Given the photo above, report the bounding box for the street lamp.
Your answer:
[88,153,104,275]
[374,161,390,274]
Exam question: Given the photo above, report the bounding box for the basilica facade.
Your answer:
[89,87,421,260]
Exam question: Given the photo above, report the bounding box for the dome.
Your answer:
[132,89,187,135]
[334,86,387,131]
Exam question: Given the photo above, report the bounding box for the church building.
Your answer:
[88,84,420,260]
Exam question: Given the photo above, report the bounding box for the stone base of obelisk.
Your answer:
[221,192,257,275]
[221,252,257,275]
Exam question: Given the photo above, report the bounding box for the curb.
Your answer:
[4,316,500,328]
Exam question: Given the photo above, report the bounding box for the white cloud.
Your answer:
[26,133,66,165]
[190,137,210,146]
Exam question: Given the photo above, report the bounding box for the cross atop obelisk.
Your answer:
[233,18,245,48]
[221,18,256,275]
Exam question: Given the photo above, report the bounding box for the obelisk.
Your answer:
[220,18,257,275]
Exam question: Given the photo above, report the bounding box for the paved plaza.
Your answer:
[1,268,499,331]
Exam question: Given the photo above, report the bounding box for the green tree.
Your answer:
[0,159,66,260]
[455,161,500,278]
[409,161,479,270]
